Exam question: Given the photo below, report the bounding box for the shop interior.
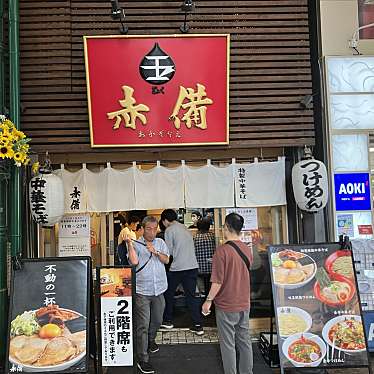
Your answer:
[40,204,287,330]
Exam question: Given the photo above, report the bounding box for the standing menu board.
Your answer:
[97,267,135,370]
[351,239,374,352]
[6,257,91,374]
[269,243,369,370]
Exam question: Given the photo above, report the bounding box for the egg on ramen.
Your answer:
[272,250,315,285]
[9,305,86,368]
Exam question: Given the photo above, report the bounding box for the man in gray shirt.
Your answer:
[127,216,170,374]
[160,209,204,335]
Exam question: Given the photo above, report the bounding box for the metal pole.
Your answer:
[0,0,7,363]
[0,169,8,363]
[9,0,21,259]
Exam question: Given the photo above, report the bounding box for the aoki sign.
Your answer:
[334,173,371,211]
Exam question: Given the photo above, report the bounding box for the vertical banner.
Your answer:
[58,214,91,257]
[98,267,135,368]
[6,258,91,374]
[268,243,369,370]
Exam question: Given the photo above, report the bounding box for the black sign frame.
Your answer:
[268,242,371,373]
[96,265,136,374]
[5,256,92,374]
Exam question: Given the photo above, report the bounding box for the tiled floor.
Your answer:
[157,326,219,344]
[156,317,270,345]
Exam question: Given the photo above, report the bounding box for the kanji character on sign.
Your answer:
[107,86,150,130]
[169,83,213,130]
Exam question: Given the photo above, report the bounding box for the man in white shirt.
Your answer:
[126,216,170,374]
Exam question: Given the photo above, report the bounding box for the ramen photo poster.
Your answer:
[269,243,369,370]
[6,257,91,374]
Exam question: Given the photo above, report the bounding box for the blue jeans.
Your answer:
[163,268,203,326]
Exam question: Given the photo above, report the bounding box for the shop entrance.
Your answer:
[40,205,287,336]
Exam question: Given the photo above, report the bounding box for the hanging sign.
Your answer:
[29,173,65,226]
[6,257,91,374]
[292,158,328,212]
[98,267,135,367]
[58,214,91,257]
[334,173,371,211]
[268,243,369,370]
[84,35,229,147]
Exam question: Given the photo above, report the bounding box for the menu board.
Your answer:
[351,239,374,352]
[98,267,135,368]
[6,258,90,374]
[269,243,369,369]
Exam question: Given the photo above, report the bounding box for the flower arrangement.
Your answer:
[0,115,31,167]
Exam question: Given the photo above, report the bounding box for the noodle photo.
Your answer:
[332,256,354,278]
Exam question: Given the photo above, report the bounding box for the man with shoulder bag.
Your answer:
[202,212,253,374]
[126,216,170,374]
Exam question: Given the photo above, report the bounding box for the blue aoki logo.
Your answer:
[334,173,371,211]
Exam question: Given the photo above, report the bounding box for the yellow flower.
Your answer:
[0,135,9,146]
[14,152,25,162]
[23,158,31,166]
[12,129,26,140]
[4,119,14,129]
[0,144,14,159]
[32,161,40,174]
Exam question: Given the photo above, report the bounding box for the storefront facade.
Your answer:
[13,0,317,325]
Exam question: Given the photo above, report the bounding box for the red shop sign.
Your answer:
[358,224,373,235]
[84,34,230,147]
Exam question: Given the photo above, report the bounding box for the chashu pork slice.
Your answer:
[35,336,77,366]
[11,335,49,364]
[70,331,86,353]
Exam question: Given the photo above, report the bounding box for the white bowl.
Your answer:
[272,254,317,290]
[322,314,366,353]
[9,350,86,372]
[282,332,326,367]
[9,308,86,372]
[277,306,313,337]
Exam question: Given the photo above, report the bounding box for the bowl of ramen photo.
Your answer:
[282,333,326,367]
[9,305,86,372]
[325,250,354,279]
[277,307,313,337]
[313,268,355,307]
[322,315,366,353]
[271,249,317,289]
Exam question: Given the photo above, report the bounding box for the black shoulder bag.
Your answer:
[117,241,152,273]
[136,253,152,274]
[226,240,251,272]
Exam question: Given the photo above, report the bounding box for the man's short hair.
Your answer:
[197,217,211,232]
[225,213,244,235]
[142,215,158,228]
[161,209,178,223]
[129,215,140,224]
[136,223,142,231]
